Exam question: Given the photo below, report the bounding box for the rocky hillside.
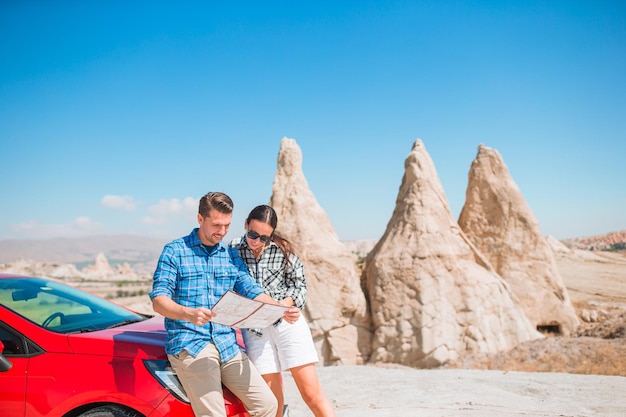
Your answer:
[562,230,626,251]
[0,234,166,274]
[442,249,626,376]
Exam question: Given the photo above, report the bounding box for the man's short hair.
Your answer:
[199,192,234,217]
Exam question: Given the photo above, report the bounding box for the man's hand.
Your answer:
[186,307,216,326]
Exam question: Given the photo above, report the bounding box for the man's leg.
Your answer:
[169,344,227,417]
[222,351,278,417]
[262,372,285,417]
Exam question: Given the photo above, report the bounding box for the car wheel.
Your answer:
[78,406,141,417]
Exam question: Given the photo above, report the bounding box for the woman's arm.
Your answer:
[253,293,301,324]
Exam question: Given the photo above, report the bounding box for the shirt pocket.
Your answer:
[260,266,284,292]
[176,265,206,307]
[212,266,238,296]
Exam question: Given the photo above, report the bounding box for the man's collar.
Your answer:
[189,228,225,251]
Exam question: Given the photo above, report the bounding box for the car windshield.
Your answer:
[0,277,147,334]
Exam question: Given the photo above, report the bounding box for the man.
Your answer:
[150,192,300,417]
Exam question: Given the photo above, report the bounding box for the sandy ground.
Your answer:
[282,366,626,417]
[281,249,626,417]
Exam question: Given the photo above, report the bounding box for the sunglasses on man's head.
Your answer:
[247,230,272,244]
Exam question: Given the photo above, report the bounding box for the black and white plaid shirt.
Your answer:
[229,236,307,311]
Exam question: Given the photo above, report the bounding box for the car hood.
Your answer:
[67,316,169,359]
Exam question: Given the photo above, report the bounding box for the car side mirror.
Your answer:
[0,341,14,372]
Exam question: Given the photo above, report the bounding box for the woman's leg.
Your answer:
[290,363,336,417]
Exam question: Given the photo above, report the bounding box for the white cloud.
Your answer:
[142,197,197,225]
[8,217,105,239]
[101,195,137,211]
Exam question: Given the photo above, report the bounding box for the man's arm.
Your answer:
[152,295,216,326]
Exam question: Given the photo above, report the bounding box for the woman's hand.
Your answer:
[279,297,295,307]
[283,307,300,324]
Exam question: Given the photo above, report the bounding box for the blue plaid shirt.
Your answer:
[149,228,264,362]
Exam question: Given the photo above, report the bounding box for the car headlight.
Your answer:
[143,359,190,403]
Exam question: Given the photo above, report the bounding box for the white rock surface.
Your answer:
[458,144,579,335]
[269,137,371,365]
[283,365,626,417]
[364,139,540,367]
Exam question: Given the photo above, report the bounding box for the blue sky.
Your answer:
[1,1,624,243]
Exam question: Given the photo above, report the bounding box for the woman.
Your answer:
[230,204,336,417]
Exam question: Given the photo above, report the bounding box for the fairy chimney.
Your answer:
[364,139,540,368]
[458,144,579,335]
[269,137,371,365]
[82,252,114,278]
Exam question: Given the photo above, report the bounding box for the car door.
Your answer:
[0,323,29,416]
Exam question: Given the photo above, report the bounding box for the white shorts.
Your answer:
[242,315,319,374]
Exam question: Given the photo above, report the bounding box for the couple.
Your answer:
[149,192,336,417]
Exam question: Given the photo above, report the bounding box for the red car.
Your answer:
[0,273,250,417]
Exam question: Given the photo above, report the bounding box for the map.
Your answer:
[209,290,290,329]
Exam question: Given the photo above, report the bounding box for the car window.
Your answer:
[0,324,26,356]
[0,277,146,334]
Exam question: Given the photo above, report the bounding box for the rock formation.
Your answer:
[269,137,371,365]
[0,253,139,281]
[546,235,573,254]
[115,262,138,278]
[82,252,114,277]
[0,258,83,279]
[458,144,579,335]
[364,139,540,368]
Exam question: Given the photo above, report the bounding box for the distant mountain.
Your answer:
[561,230,626,251]
[0,235,167,274]
[1,231,623,275]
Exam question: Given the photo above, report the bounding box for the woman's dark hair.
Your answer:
[199,192,234,217]
[246,204,294,266]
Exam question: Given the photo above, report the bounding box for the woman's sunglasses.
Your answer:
[247,230,272,244]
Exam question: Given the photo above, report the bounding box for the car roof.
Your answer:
[0,273,31,278]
